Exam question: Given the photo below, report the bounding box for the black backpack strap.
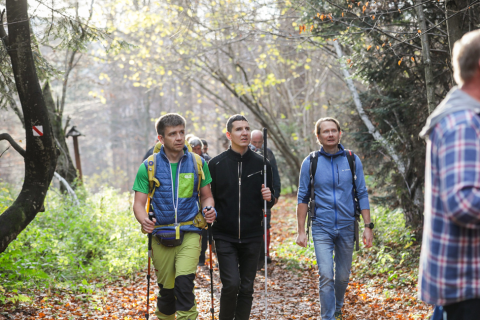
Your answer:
[346,149,361,251]
[309,151,318,208]
[345,149,356,188]
[306,151,318,245]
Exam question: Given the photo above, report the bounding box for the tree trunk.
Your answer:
[0,0,57,254]
[333,41,406,176]
[416,0,436,114]
[43,81,78,187]
[333,40,424,228]
[445,0,470,55]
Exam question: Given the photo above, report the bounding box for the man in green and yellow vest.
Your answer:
[133,113,216,320]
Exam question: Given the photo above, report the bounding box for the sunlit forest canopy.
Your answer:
[1,0,479,227]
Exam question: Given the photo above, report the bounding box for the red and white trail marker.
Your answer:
[32,125,43,137]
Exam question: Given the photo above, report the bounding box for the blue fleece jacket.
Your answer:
[297,144,370,230]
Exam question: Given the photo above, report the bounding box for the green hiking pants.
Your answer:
[152,232,201,320]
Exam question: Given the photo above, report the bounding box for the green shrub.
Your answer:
[352,206,420,287]
[0,183,146,292]
[275,204,419,286]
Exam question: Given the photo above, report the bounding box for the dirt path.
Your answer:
[1,197,432,319]
[195,197,432,320]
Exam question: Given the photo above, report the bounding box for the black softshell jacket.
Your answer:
[209,147,274,242]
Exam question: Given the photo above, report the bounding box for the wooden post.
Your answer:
[72,135,82,182]
[66,126,83,182]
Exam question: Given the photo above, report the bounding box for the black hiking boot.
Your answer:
[334,312,343,320]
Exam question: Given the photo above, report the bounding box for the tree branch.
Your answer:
[0,9,10,48]
[0,133,25,157]
[0,146,10,158]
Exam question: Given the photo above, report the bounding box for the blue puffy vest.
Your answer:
[144,145,202,235]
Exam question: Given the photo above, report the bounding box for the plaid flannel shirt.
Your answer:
[419,109,480,306]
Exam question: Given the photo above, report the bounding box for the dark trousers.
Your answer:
[444,298,480,320]
[199,229,208,264]
[215,239,262,320]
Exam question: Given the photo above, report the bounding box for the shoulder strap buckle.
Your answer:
[190,152,205,192]
[147,154,160,199]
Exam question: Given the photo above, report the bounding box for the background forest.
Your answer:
[0,0,479,318]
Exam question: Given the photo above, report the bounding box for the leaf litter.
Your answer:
[0,197,433,319]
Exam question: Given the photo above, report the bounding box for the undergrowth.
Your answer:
[275,203,420,288]
[0,183,145,304]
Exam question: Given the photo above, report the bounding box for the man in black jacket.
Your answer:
[208,114,274,320]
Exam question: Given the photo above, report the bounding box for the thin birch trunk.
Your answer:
[416,0,436,114]
[333,40,406,178]
[445,0,470,55]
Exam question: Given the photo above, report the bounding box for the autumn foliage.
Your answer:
[1,194,432,319]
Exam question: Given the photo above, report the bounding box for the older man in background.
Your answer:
[201,139,212,162]
[419,30,480,320]
[188,137,204,157]
[250,130,281,267]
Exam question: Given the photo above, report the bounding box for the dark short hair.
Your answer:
[155,113,186,137]
[315,117,341,136]
[226,114,248,133]
[201,139,208,147]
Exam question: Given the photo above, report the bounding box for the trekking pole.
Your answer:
[262,127,268,320]
[205,206,215,320]
[146,198,154,320]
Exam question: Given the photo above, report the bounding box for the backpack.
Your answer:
[146,141,207,231]
[146,141,205,200]
[307,149,362,250]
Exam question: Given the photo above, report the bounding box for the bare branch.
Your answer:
[0,9,10,48]
[0,146,10,158]
[0,133,25,157]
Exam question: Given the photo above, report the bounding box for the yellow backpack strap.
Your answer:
[186,140,193,152]
[190,152,205,192]
[147,154,160,199]
[153,141,163,154]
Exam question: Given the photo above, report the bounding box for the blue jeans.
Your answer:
[312,222,354,320]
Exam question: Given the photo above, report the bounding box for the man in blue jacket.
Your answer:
[132,113,216,320]
[296,117,373,320]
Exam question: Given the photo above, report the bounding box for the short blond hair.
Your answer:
[315,117,341,136]
[452,30,480,85]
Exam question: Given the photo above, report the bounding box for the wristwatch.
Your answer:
[364,222,374,229]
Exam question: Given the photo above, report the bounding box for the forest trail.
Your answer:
[1,198,432,320]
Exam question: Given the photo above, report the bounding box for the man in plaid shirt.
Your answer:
[419,30,480,319]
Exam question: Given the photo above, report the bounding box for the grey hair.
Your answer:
[189,137,203,149]
[251,130,263,138]
[452,30,480,85]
